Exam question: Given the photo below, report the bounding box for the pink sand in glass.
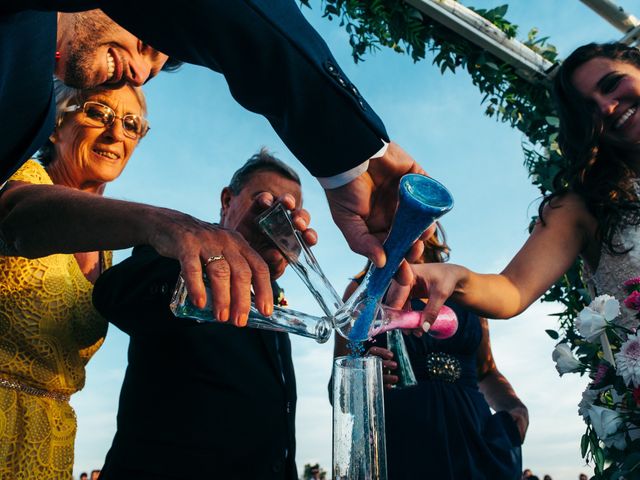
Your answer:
[370,305,458,339]
[427,305,458,339]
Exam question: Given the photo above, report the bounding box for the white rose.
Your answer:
[587,405,626,450]
[576,306,608,343]
[552,344,581,376]
[590,294,621,321]
[578,387,599,421]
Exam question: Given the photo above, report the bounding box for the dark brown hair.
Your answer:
[544,42,640,253]
[421,222,449,264]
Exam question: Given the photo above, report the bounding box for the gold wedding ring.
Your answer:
[204,254,226,266]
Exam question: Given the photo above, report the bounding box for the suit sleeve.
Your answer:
[99,0,388,178]
[92,245,182,336]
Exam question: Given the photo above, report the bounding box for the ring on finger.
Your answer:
[204,254,226,267]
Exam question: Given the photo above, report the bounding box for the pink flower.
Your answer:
[624,277,640,288]
[593,364,609,386]
[276,291,289,307]
[615,333,640,387]
[624,291,640,311]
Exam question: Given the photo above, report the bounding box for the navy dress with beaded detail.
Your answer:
[370,300,522,480]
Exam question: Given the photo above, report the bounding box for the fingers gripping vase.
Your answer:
[333,174,454,342]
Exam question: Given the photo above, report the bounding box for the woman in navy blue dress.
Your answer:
[334,226,527,480]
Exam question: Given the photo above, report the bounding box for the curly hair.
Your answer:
[544,42,640,254]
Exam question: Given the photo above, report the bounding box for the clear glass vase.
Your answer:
[257,202,343,316]
[332,356,387,480]
[385,329,418,389]
[170,275,333,343]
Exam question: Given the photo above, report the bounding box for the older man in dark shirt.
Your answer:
[93,150,318,479]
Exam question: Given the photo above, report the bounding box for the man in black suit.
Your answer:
[1,2,425,323]
[93,150,317,479]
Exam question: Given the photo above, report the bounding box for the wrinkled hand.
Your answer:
[386,263,467,330]
[233,192,317,280]
[367,346,398,389]
[148,195,317,327]
[509,405,529,443]
[324,142,428,285]
[147,208,272,327]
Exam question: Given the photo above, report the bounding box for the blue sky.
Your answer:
[71,2,633,479]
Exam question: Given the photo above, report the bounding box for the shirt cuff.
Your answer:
[316,141,389,190]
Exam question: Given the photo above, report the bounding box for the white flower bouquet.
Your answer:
[552,284,640,479]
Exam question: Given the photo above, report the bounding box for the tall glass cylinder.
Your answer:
[333,356,387,480]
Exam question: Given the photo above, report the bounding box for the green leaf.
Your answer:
[545,116,560,127]
[494,5,509,18]
[546,329,560,339]
[594,446,605,473]
[581,433,589,458]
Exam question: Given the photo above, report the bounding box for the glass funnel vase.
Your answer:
[333,174,454,342]
[333,356,387,480]
[257,202,343,316]
[170,275,333,343]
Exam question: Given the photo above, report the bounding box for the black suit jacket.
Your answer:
[93,246,298,480]
[1,1,387,182]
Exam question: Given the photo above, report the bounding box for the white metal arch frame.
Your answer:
[404,0,640,84]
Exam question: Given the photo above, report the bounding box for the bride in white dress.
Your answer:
[388,42,640,335]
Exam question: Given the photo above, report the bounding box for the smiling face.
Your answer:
[56,10,168,88]
[49,86,144,192]
[572,57,640,146]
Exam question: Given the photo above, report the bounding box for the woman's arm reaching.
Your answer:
[386,193,598,325]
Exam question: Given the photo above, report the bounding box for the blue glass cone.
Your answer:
[334,174,454,342]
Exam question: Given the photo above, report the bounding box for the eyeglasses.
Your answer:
[62,101,150,139]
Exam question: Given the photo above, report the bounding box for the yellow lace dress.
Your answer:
[0,160,110,479]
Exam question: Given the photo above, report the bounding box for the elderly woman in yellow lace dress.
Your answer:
[0,80,148,478]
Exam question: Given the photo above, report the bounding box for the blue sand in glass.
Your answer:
[347,340,366,358]
[348,298,379,343]
[347,175,453,342]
